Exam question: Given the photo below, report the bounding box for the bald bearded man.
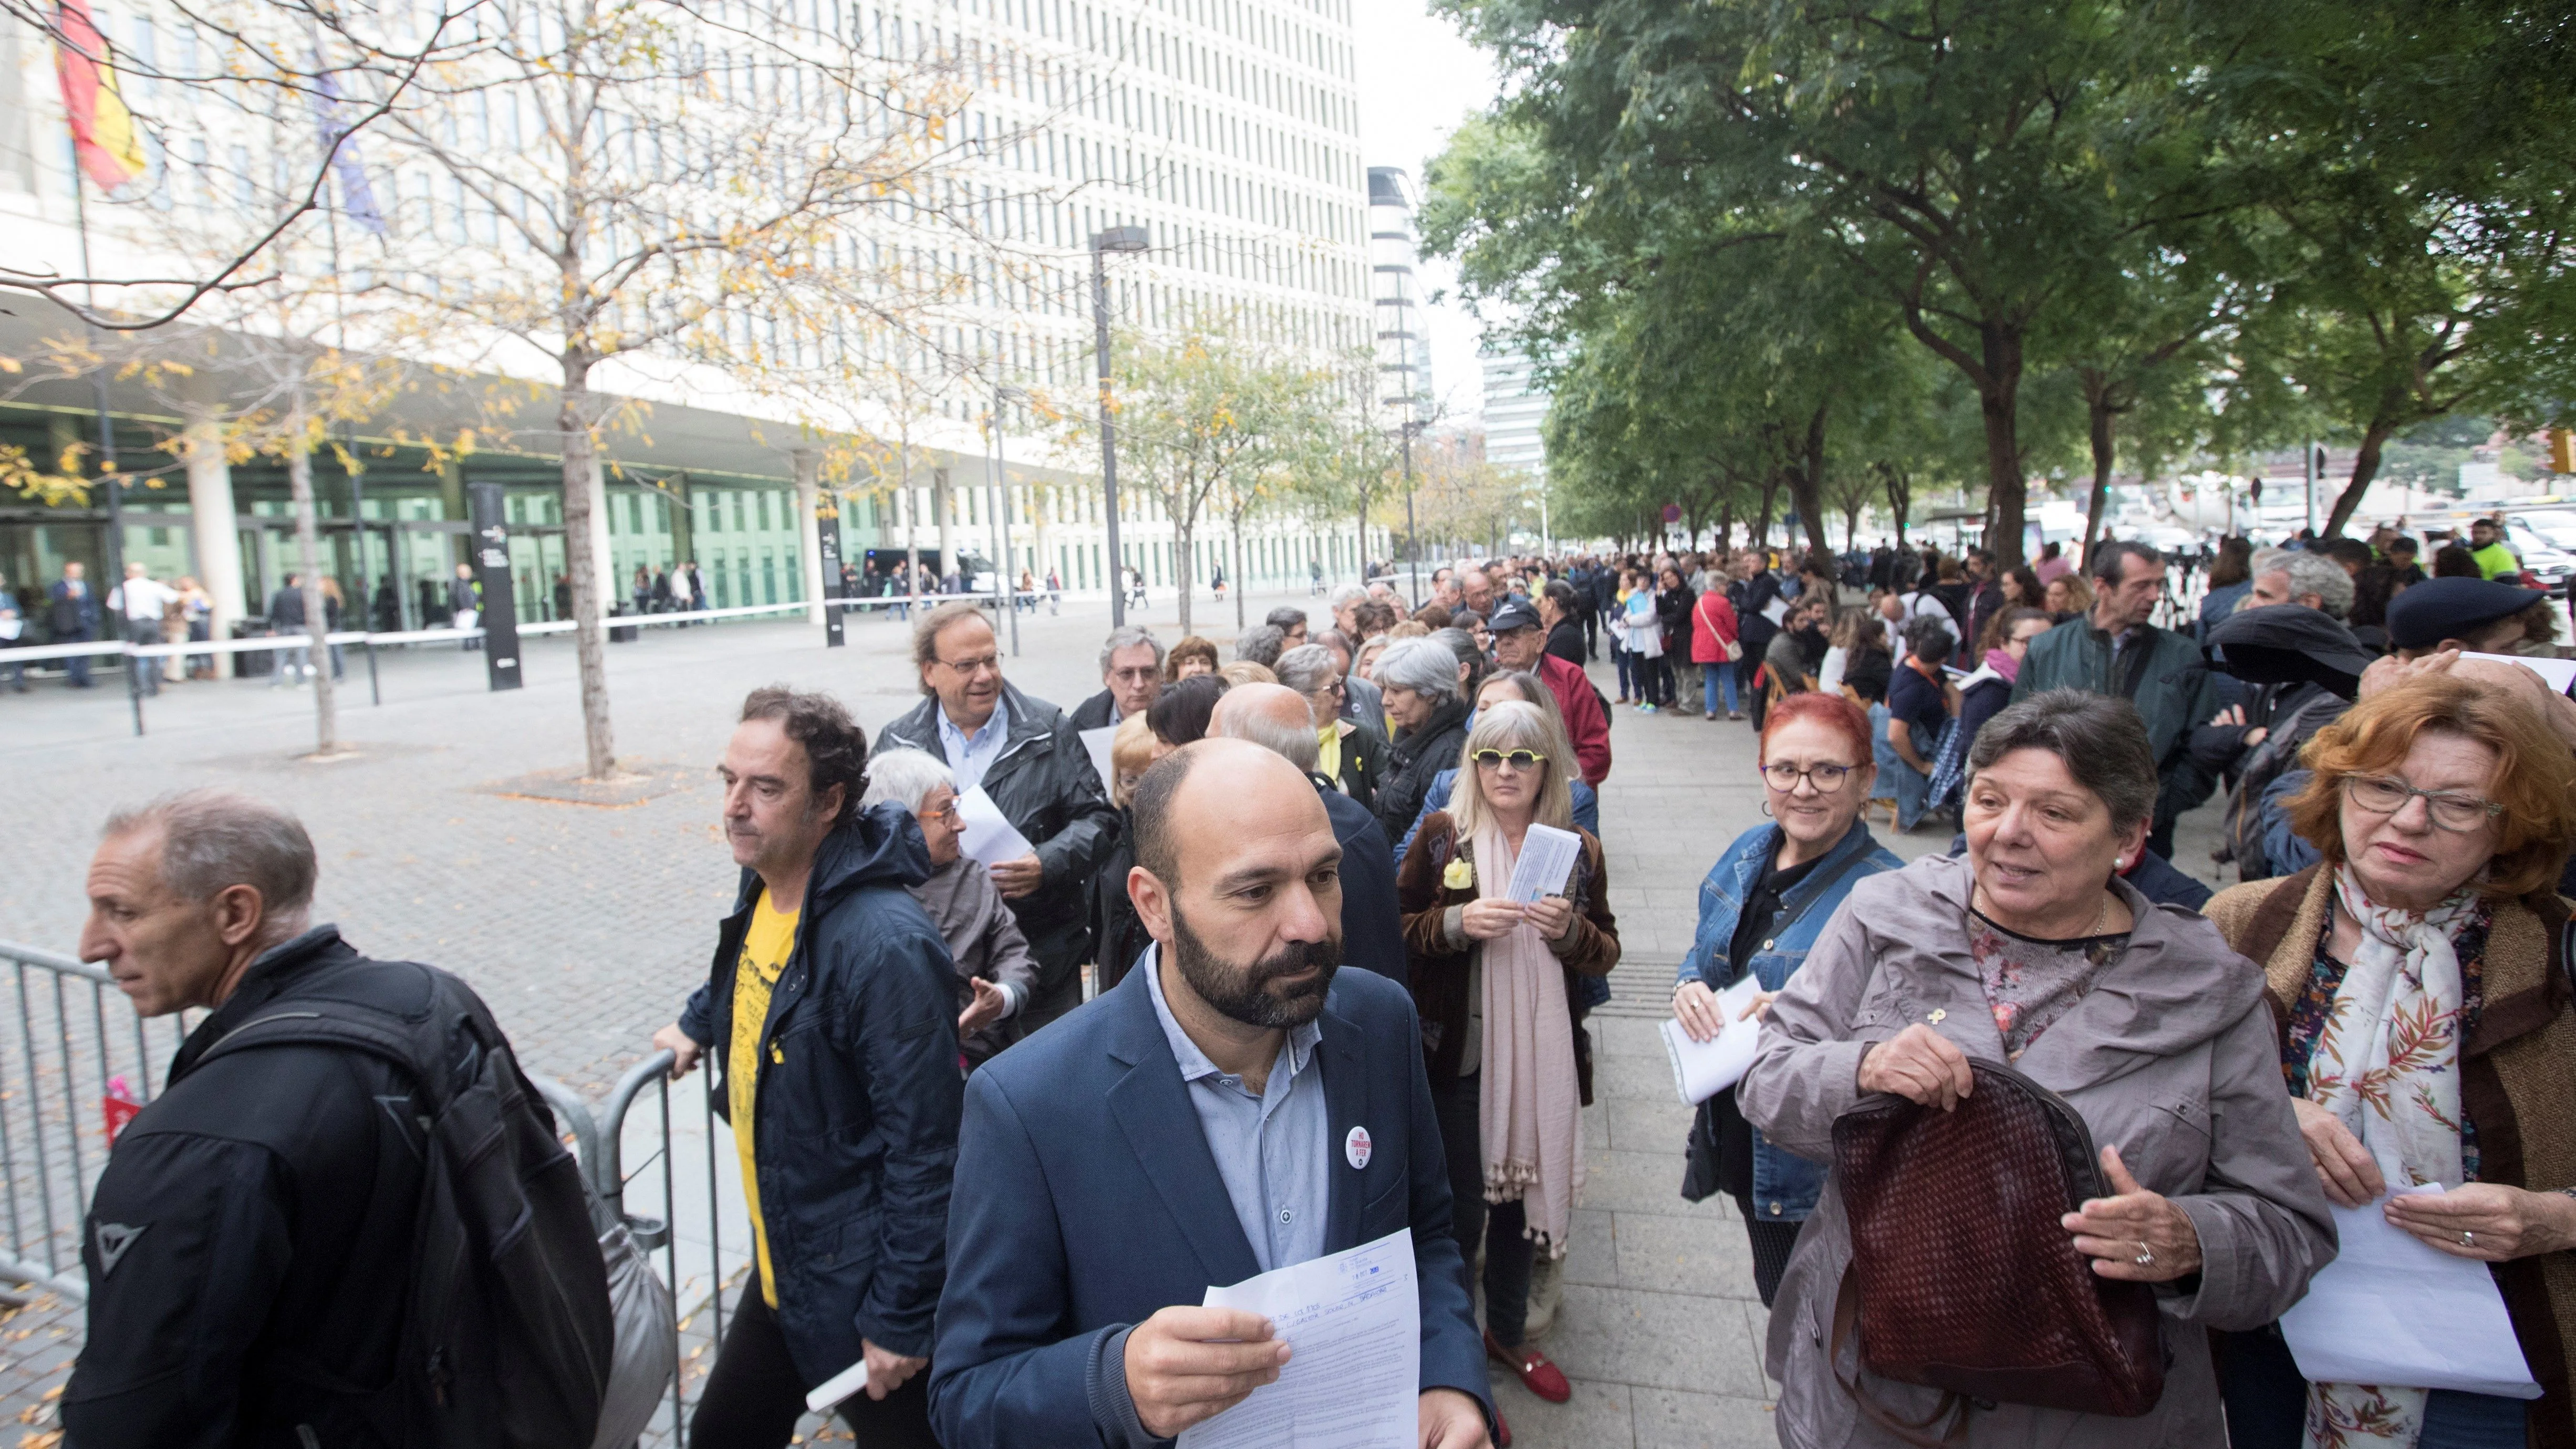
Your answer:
[930,741,1493,1449]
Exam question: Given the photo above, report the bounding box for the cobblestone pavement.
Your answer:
[0,590,2232,1447]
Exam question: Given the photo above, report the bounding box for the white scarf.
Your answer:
[2302,863,2477,1449]
[1472,822,1584,1259]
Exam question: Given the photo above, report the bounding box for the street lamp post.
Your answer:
[1091,226,1149,625]
[1401,419,1420,609]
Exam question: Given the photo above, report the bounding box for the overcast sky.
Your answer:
[1352,4,1501,424]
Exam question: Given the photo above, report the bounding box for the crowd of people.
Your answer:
[47,528,2576,1449]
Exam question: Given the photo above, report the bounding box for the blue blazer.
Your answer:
[928,961,1492,1448]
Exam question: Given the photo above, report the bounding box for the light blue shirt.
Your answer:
[1142,944,1330,1274]
[937,694,1011,795]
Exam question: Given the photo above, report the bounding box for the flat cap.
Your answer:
[2385,576,2548,651]
[1488,598,1543,634]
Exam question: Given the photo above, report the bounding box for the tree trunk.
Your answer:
[1232,517,1247,630]
[2080,373,2117,567]
[285,383,340,756]
[1976,325,2031,566]
[2325,414,2398,539]
[1174,510,1195,634]
[1756,472,1781,549]
[898,453,920,602]
[1883,463,1914,546]
[558,357,618,779]
[1788,403,1833,560]
[1716,499,1733,553]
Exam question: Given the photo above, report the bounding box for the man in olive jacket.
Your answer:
[875,602,1120,1031]
[2011,539,2220,857]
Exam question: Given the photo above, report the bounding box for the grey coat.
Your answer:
[1738,852,2333,1448]
[912,854,1041,1064]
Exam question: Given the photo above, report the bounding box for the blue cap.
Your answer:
[2385,577,2547,651]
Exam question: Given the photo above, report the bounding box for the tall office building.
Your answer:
[1367,165,1434,425]
[0,0,1387,629]
[1481,347,1550,482]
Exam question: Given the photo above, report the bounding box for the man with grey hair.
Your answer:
[1263,606,1310,650]
[861,747,1042,1066]
[2242,547,2356,620]
[1234,622,1287,669]
[1327,581,1370,638]
[1071,624,1167,730]
[1372,634,1474,841]
[67,789,606,1446]
[1213,684,1408,987]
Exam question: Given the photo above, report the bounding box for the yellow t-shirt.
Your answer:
[1317,722,1342,783]
[728,893,799,1308]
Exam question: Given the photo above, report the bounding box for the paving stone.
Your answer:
[1632,1387,1782,1449]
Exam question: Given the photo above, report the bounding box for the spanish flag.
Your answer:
[54,0,147,190]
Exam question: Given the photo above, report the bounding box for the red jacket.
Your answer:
[1538,652,1613,786]
[1690,590,1739,664]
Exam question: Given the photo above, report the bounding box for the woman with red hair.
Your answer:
[1669,691,1902,1304]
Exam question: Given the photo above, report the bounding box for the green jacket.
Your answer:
[2474,540,2521,580]
[2009,618,2219,774]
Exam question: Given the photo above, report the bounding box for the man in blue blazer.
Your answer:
[929,739,1492,1449]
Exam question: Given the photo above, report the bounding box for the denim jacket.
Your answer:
[1677,819,1900,1222]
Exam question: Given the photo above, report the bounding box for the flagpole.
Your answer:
[69,137,142,737]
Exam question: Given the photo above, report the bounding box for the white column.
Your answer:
[793,450,827,626]
[184,415,245,644]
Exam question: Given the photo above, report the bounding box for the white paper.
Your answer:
[1502,823,1582,904]
[2279,1184,2541,1399]
[2463,651,2576,694]
[954,786,1037,869]
[804,1354,875,1413]
[1079,724,1120,794]
[1659,975,1766,1104]
[1181,1227,1420,1449]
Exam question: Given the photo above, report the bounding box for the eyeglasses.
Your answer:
[1472,748,1545,771]
[936,653,1001,675]
[919,799,961,822]
[1760,762,1854,793]
[2341,774,2502,831]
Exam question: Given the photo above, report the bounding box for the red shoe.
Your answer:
[1494,1407,1514,1447]
[1486,1329,1572,1403]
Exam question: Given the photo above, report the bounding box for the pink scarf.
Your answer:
[1472,822,1584,1258]
[1984,647,2021,684]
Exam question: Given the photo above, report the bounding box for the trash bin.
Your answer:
[232,618,275,678]
[609,604,638,644]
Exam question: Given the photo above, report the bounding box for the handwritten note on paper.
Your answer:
[1659,975,1767,1105]
[2280,1184,2542,1399]
[1179,1228,1420,1449]
[1503,823,1583,905]
[954,786,1037,870]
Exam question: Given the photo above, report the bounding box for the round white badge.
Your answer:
[1345,1125,1373,1170]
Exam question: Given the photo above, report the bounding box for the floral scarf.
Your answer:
[2302,863,2477,1449]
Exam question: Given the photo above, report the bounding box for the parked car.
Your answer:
[2507,526,2575,597]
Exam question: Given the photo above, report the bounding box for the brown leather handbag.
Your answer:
[1828,1057,2165,1441]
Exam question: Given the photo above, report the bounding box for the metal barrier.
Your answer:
[0,941,747,1448]
[0,941,191,1301]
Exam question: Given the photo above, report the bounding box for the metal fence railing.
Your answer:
[0,941,192,1301]
[0,942,747,1448]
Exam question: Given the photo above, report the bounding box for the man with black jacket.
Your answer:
[876,602,1121,1030]
[653,687,962,1447]
[64,790,538,1447]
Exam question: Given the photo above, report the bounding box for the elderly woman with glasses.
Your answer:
[1275,642,1390,811]
[2206,672,2576,1449]
[1397,701,1619,1425]
[857,748,1041,1066]
[1670,692,1904,1306]
[1739,690,2331,1448]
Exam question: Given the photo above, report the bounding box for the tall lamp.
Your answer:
[1090,225,1149,626]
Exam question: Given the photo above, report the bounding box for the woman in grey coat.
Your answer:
[860,748,1040,1067]
[1739,690,2334,1447]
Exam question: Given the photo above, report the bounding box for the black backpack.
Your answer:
[195,958,614,1448]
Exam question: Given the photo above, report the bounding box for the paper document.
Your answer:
[2279,1184,2541,1399]
[1659,975,1767,1104]
[2463,651,2576,694]
[804,1354,875,1413]
[955,786,1037,870]
[1503,823,1583,904]
[1079,724,1120,794]
[1180,1227,1420,1449]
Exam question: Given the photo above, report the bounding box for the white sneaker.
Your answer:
[1524,1253,1563,1339]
